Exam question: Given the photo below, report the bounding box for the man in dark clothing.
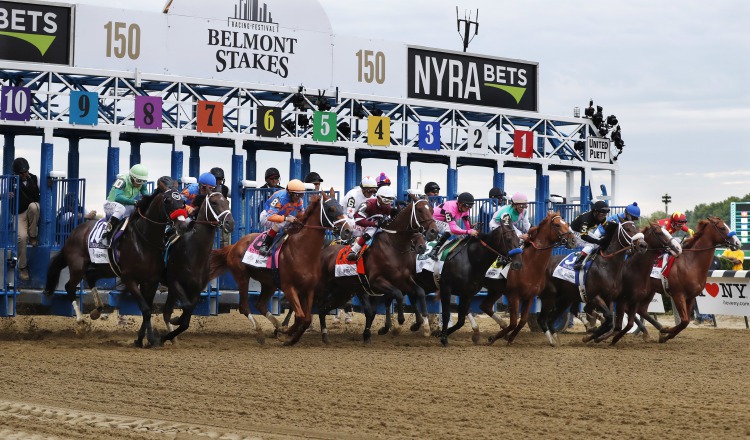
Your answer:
[304,171,323,191]
[260,167,283,189]
[210,167,230,198]
[570,200,610,269]
[11,157,40,281]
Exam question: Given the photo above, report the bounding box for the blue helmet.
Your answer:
[198,172,217,187]
[625,202,640,219]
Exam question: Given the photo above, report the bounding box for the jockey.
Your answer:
[607,202,641,224]
[343,176,378,218]
[490,192,531,240]
[376,172,391,188]
[570,200,610,269]
[100,164,149,247]
[658,211,694,241]
[258,179,306,255]
[181,172,216,216]
[427,192,478,260]
[347,186,398,261]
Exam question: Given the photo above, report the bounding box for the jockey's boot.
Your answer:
[428,232,451,260]
[258,232,275,256]
[573,251,588,270]
[347,242,362,261]
[100,216,122,248]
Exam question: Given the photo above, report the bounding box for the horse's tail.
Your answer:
[209,245,233,280]
[43,251,68,295]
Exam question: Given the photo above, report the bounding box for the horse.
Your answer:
[648,217,741,343]
[43,189,187,346]
[537,220,647,346]
[481,212,576,345]
[208,189,352,345]
[602,222,682,345]
[160,192,234,345]
[314,196,438,344]
[431,219,524,346]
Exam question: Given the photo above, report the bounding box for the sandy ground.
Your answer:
[1,311,749,440]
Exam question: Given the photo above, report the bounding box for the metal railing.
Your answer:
[52,178,87,248]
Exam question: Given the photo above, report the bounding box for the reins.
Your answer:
[526,215,574,250]
[380,199,434,234]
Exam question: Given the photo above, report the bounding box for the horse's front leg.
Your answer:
[480,283,508,333]
[584,296,613,342]
[659,293,691,343]
[409,283,430,337]
[283,286,313,346]
[490,293,517,344]
[357,292,376,344]
[125,280,154,348]
[610,303,635,346]
[507,298,533,344]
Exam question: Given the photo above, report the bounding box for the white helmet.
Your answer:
[361,176,377,189]
[376,185,396,205]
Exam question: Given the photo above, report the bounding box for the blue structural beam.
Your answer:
[447,157,458,199]
[231,153,243,242]
[129,141,141,168]
[3,134,14,175]
[301,151,310,180]
[345,161,356,193]
[493,162,505,193]
[535,168,550,225]
[39,140,53,246]
[289,144,301,181]
[397,153,408,197]
[171,150,183,182]
[188,145,200,178]
[245,148,257,181]
[106,134,119,197]
[67,138,79,179]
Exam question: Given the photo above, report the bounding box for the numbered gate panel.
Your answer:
[69,91,99,125]
[0,86,32,121]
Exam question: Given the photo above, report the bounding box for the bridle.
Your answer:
[600,221,644,258]
[683,217,739,251]
[194,192,232,231]
[527,215,575,250]
[645,225,681,255]
[297,195,348,236]
[136,189,181,227]
[477,221,523,264]
[381,199,435,234]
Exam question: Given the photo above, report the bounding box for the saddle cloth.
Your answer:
[334,245,368,277]
[485,259,510,280]
[415,237,465,274]
[650,253,676,280]
[552,252,593,301]
[242,232,283,268]
[87,218,128,264]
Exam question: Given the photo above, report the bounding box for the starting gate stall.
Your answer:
[0,0,623,319]
[0,175,18,316]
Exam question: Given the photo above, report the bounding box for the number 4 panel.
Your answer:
[135,96,163,129]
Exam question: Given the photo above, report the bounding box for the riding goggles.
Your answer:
[132,177,146,185]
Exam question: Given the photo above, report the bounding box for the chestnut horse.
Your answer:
[434,220,524,346]
[161,192,234,345]
[208,189,352,345]
[314,196,438,343]
[537,220,646,346]
[648,217,741,343]
[43,190,187,346]
[481,212,576,345]
[600,222,682,345]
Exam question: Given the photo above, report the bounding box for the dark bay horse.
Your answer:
[314,196,438,343]
[432,220,524,346]
[537,220,646,346]
[160,192,234,345]
[43,190,187,346]
[208,189,352,345]
[602,222,682,345]
[481,212,576,345]
[649,217,740,343]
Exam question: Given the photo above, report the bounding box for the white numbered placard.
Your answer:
[467,126,488,154]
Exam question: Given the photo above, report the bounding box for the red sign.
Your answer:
[197,101,223,133]
[513,130,534,158]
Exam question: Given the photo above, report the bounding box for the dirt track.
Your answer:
[1,313,749,440]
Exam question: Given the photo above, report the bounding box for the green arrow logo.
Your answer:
[484,83,526,104]
[0,31,56,56]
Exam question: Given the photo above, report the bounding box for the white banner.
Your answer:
[586,137,611,163]
[696,277,750,315]
[331,35,407,99]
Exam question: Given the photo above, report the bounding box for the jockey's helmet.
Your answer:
[129,164,148,186]
[625,202,640,220]
[198,172,217,191]
[592,200,610,213]
[360,176,377,189]
[210,167,225,182]
[457,192,475,207]
[671,211,687,225]
[287,179,306,194]
[424,182,440,194]
[376,172,391,187]
[376,185,396,206]
[510,192,528,204]
[488,187,505,199]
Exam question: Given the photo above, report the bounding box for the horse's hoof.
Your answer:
[397,317,405,326]
[440,336,448,347]
[391,326,402,336]
[641,333,652,343]
[658,334,669,343]
[255,332,266,345]
[133,340,143,348]
[169,316,181,326]
[488,336,496,345]
[582,335,593,343]
[430,329,441,338]
[377,326,389,336]
[410,322,421,332]
[471,331,480,344]
[322,333,330,345]
[282,340,293,347]
[90,309,101,320]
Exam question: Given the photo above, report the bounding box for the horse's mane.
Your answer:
[598,220,620,250]
[524,211,558,246]
[133,192,159,219]
[297,196,320,224]
[681,218,711,249]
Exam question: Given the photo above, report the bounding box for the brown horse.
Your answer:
[314,196,438,343]
[161,192,234,345]
[208,189,352,345]
[481,212,576,345]
[648,217,741,343]
[601,222,682,345]
[43,190,187,346]
[537,220,647,346]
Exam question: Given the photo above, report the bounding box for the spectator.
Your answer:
[210,167,229,198]
[376,172,391,188]
[722,246,745,271]
[424,182,440,197]
[261,167,283,189]
[11,158,40,281]
[304,171,323,191]
[155,176,177,194]
[56,192,96,245]
[479,187,504,230]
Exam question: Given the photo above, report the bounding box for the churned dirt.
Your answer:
[1,311,749,440]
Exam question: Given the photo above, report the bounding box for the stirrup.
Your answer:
[347,252,358,261]
[258,245,270,256]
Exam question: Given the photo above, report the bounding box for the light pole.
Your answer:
[662,193,671,216]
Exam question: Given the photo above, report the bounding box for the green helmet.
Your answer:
[129,164,148,183]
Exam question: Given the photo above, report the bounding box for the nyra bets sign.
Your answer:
[0,1,71,65]
[586,137,611,163]
[407,46,538,112]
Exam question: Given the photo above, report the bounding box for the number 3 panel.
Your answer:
[197,100,224,133]
[134,96,162,129]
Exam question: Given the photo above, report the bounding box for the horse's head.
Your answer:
[388,194,439,241]
[141,189,188,234]
[534,211,575,249]
[200,192,235,234]
[411,228,427,255]
[494,218,523,270]
[321,188,352,241]
[644,222,682,256]
[703,216,742,250]
[620,221,647,255]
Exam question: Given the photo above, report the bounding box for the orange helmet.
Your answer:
[670,212,687,225]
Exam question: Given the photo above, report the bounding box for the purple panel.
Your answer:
[134,96,163,129]
[0,86,32,121]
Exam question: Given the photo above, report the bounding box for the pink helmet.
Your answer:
[510,192,528,204]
